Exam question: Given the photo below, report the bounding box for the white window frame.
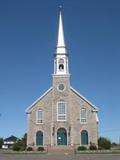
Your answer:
[36,109,43,124]
[80,108,87,124]
[57,100,67,121]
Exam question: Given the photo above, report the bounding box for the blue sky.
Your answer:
[0,0,120,142]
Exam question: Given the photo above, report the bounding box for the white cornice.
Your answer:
[52,74,71,78]
[70,86,99,111]
[25,87,53,113]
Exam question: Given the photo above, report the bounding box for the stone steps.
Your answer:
[48,146,74,155]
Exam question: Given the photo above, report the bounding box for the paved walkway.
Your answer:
[0,154,120,160]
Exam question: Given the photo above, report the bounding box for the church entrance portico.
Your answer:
[57,128,67,145]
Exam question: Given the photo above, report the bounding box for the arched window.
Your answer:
[59,64,64,71]
[81,130,88,145]
[59,58,64,71]
[36,131,43,146]
[57,100,66,121]
[36,109,43,124]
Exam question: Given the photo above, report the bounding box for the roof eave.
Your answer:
[70,86,99,111]
[25,87,53,113]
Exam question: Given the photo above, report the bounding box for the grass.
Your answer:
[75,149,120,154]
[0,149,47,155]
[1,148,120,155]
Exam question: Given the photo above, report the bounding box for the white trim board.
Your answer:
[26,87,53,113]
[70,86,99,111]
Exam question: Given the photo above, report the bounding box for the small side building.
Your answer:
[2,135,18,149]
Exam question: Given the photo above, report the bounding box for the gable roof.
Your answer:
[26,86,98,113]
[26,87,53,113]
[70,86,99,111]
[4,135,18,142]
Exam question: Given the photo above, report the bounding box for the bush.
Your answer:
[77,146,87,151]
[12,134,27,151]
[13,145,21,151]
[111,142,118,147]
[89,145,97,150]
[27,147,33,151]
[98,146,103,150]
[37,146,44,151]
[98,137,111,150]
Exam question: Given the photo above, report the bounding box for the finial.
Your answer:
[59,5,62,11]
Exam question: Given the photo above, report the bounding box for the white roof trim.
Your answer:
[70,86,98,111]
[96,113,99,123]
[26,87,53,113]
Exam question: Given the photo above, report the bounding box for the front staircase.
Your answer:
[48,146,74,155]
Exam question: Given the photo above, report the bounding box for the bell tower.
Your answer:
[53,9,69,76]
[52,7,70,97]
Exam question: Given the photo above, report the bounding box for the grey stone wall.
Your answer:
[27,75,98,147]
[69,89,98,146]
[27,90,53,147]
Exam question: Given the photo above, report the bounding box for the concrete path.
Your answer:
[0,154,120,160]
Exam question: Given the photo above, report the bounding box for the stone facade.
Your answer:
[26,10,99,148]
[26,75,98,147]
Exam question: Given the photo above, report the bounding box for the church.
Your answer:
[26,10,99,148]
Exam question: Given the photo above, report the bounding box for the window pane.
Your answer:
[80,108,87,123]
[58,115,65,120]
[58,102,65,114]
[57,101,66,121]
[37,109,43,123]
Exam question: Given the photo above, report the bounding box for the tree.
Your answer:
[98,137,111,150]
[21,133,27,148]
[13,133,27,151]
[0,138,3,149]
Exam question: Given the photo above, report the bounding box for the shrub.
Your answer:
[98,137,111,150]
[98,146,103,150]
[111,142,118,147]
[89,145,97,150]
[77,146,87,151]
[37,146,45,151]
[13,145,21,151]
[12,134,27,151]
[27,147,33,151]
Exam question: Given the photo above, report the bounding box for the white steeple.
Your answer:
[56,7,67,54]
[57,9,65,47]
[54,8,69,75]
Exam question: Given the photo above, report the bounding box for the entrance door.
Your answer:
[36,131,43,145]
[81,130,88,145]
[57,128,67,145]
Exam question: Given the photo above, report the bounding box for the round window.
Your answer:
[58,84,65,91]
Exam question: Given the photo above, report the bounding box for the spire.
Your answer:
[56,7,67,54]
[54,7,69,75]
[57,7,65,47]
